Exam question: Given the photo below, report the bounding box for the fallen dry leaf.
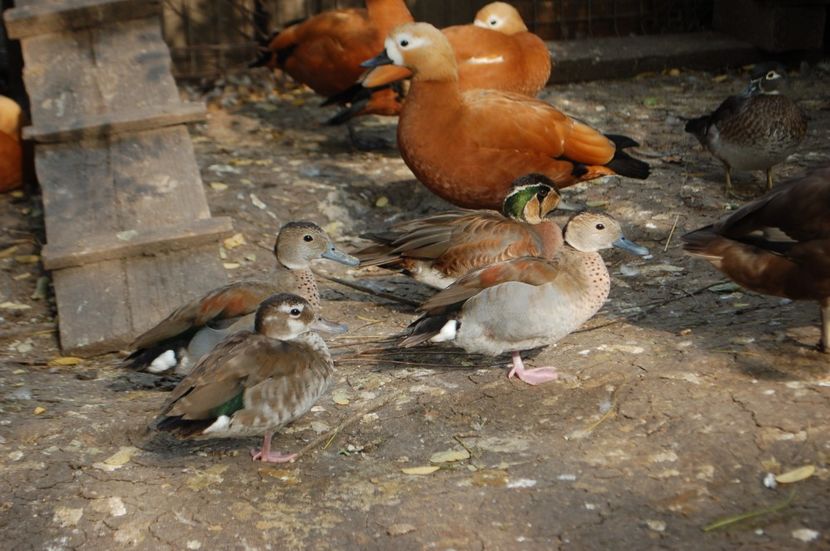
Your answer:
[430,448,470,464]
[401,466,440,475]
[775,465,815,484]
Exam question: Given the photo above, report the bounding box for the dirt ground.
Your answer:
[1,61,829,550]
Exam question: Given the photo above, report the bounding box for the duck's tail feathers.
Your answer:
[119,338,190,374]
[607,149,650,180]
[152,415,213,437]
[399,315,452,348]
[605,134,640,149]
[680,226,719,257]
[326,98,370,126]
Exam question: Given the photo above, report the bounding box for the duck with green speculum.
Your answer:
[354,173,564,289]
[401,212,649,384]
[152,293,339,463]
[685,62,808,197]
[682,165,830,352]
[122,221,358,376]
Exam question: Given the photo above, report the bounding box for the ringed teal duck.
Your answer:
[401,213,649,384]
[153,294,338,463]
[122,221,358,375]
[682,165,830,351]
[355,173,563,288]
[362,22,649,210]
[360,2,552,100]
[685,62,807,196]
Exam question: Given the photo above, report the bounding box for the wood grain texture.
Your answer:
[5,0,161,39]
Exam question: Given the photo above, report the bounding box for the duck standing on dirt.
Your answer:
[682,166,830,351]
[153,294,337,464]
[401,213,649,384]
[354,173,563,288]
[122,221,358,376]
[361,22,649,210]
[684,62,807,196]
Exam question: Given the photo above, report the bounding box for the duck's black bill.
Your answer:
[361,50,394,68]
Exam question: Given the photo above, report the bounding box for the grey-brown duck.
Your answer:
[685,62,807,196]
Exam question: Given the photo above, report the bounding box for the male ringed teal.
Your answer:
[122,221,358,375]
[401,213,649,384]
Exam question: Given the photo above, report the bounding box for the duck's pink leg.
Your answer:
[507,352,559,385]
[250,431,297,463]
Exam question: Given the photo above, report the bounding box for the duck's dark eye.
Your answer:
[766,71,776,79]
[290,308,301,316]
[303,235,313,242]
[400,39,409,47]
[596,223,605,230]
[490,19,498,25]
[537,188,549,198]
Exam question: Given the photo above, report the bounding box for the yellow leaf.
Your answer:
[401,465,440,475]
[430,449,470,464]
[0,245,19,258]
[223,262,240,270]
[775,465,815,484]
[223,233,246,249]
[49,357,83,367]
[0,301,31,310]
[33,406,46,415]
[15,255,40,264]
[209,182,228,191]
[332,389,351,406]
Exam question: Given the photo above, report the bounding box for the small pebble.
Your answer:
[762,472,777,489]
[791,528,819,543]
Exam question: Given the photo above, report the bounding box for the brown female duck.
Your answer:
[153,294,338,463]
[682,166,830,351]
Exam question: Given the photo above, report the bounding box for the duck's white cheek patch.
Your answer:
[473,19,488,29]
[384,38,405,66]
[467,55,504,65]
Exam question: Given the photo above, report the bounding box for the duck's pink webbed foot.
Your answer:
[507,352,559,385]
[250,432,297,463]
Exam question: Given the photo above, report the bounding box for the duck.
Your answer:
[684,62,808,196]
[250,0,413,124]
[152,293,337,464]
[401,212,649,384]
[0,95,22,193]
[362,22,649,210]
[682,165,830,351]
[122,221,359,375]
[357,1,552,107]
[354,173,563,288]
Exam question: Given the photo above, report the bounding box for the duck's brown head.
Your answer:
[274,221,359,269]
[363,23,457,82]
[474,2,528,35]
[564,213,650,256]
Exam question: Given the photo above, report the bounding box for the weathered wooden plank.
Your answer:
[54,246,229,356]
[5,0,160,40]
[42,216,234,270]
[20,17,181,128]
[23,102,206,143]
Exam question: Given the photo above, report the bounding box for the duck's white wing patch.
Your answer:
[466,55,505,65]
[147,350,177,373]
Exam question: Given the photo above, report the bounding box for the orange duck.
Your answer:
[251,0,413,124]
[362,23,649,210]
[362,2,552,98]
[0,96,22,193]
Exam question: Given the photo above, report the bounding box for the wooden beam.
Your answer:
[41,217,235,270]
[23,102,206,143]
[5,0,161,40]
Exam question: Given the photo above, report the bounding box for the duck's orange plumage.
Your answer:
[364,22,648,210]
[363,2,552,97]
[0,96,22,193]
[253,0,412,116]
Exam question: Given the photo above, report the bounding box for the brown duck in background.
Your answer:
[355,174,563,288]
[685,62,807,196]
[153,294,338,464]
[122,222,358,375]
[360,2,552,100]
[362,23,649,210]
[250,0,413,125]
[682,166,830,351]
[0,96,23,193]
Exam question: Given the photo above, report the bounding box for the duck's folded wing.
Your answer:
[421,256,562,312]
[133,281,275,348]
[462,90,615,164]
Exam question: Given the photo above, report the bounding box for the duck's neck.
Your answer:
[275,262,321,311]
[563,248,611,313]
[404,79,463,118]
[367,0,413,36]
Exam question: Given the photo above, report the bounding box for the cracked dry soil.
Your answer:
[1,65,829,550]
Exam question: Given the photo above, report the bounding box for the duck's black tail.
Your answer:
[605,134,650,180]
